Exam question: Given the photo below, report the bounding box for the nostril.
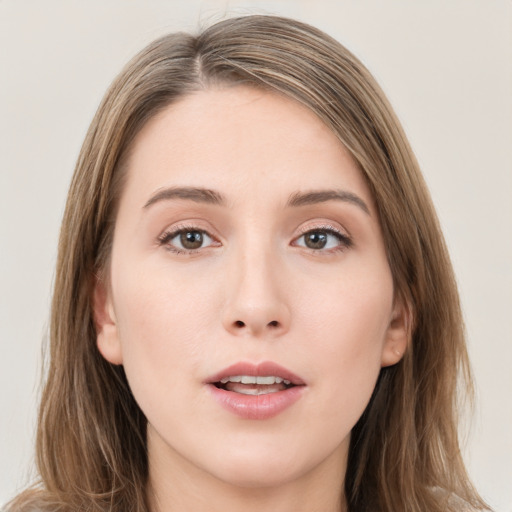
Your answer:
[229,319,283,333]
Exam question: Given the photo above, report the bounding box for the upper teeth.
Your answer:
[219,375,291,385]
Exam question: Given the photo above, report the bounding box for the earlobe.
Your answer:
[92,275,123,365]
[381,299,411,367]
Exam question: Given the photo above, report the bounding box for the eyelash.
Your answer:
[157,224,352,255]
[293,225,353,253]
[157,225,218,255]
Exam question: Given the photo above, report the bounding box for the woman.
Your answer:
[6,14,490,512]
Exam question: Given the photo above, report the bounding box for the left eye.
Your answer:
[161,229,215,251]
[293,229,350,250]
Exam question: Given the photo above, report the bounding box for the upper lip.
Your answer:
[205,361,306,386]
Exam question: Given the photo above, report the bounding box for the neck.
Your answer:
[146,431,348,512]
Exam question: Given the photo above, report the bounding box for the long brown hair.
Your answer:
[7,15,490,512]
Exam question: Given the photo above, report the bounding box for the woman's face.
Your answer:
[95,86,407,489]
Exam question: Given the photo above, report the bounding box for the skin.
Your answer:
[94,86,408,512]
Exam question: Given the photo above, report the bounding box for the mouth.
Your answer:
[213,374,296,395]
[205,361,306,420]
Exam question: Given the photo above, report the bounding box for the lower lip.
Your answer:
[207,384,305,420]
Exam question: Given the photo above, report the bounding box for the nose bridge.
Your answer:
[222,233,290,338]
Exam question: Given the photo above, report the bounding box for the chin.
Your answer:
[197,436,336,490]
[211,458,307,489]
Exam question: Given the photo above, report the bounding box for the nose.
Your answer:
[222,249,291,339]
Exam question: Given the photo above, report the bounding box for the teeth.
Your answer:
[218,375,291,385]
[256,376,275,385]
[220,376,241,383]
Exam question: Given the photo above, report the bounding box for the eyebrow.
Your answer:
[286,189,370,215]
[144,186,225,209]
[143,185,370,215]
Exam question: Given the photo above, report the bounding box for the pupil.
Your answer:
[305,231,327,249]
[180,231,203,249]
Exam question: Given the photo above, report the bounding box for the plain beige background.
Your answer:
[1,1,511,510]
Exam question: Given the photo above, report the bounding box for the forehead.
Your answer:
[122,86,373,210]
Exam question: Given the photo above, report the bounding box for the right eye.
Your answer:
[158,228,218,253]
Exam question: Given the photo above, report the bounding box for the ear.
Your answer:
[381,297,411,367]
[92,275,123,365]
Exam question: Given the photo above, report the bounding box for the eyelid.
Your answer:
[157,222,221,253]
[296,221,346,235]
[292,222,353,251]
[295,221,351,239]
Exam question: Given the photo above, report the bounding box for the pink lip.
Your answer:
[205,361,306,420]
[206,361,306,386]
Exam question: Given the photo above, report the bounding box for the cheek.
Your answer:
[295,257,393,352]
[295,265,393,415]
[111,262,221,403]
